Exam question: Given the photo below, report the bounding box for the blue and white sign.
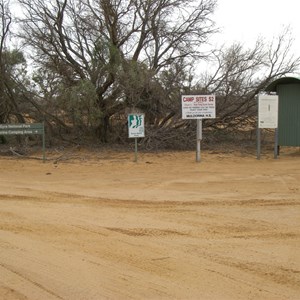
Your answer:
[128,114,145,138]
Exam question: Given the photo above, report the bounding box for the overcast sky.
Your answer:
[213,0,300,54]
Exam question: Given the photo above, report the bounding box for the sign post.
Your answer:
[257,94,279,159]
[128,114,145,162]
[196,119,202,162]
[182,95,216,162]
[274,128,279,158]
[0,123,46,162]
[256,125,261,160]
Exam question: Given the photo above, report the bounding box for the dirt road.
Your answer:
[0,149,299,299]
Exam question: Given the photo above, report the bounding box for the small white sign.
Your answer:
[182,95,216,119]
[128,114,145,138]
[258,95,279,128]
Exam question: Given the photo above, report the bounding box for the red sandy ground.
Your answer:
[0,149,299,299]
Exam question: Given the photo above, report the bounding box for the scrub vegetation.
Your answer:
[0,0,299,150]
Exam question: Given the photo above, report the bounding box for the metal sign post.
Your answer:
[196,119,202,162]
[134,138,138,162]
[274,128,279,159]
[257,126,261,160]
[257,94,279,160]
[0,123,46,162]
[42,122,46,162]
[128,114,145,162]
[182,95,216,162]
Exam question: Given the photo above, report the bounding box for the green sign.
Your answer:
[0,123,44,130]
[0,123,44,133]
[128,114,145,138]
[0,123,46,162]
[0,128,44,135]
[127,114,145,162]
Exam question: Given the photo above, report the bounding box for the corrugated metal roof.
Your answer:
[265,77,300,92]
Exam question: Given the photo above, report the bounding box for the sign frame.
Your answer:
[0,123,46,162]
[182,95,216,120]
[258,94,279,129]
[128,114,145,162]
[257,94,279,160]
[128,114,145,138]
[181,95,216,162]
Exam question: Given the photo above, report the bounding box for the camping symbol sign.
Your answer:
[128,114,145,138]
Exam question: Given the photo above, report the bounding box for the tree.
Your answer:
[0,0,28,125]
[140,28,300,149]
[195,28,300,131]
[17,0,217,142]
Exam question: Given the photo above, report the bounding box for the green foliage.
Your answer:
[58,80,102,130]
[120,60,154,104]
[0,48,29,123]
[12,0,299,148]
[2,49,26,67]
[92,39,122,74]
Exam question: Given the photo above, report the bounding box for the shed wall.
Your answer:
[277,84,300,146]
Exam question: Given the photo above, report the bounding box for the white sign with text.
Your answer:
[182,95,216,119]
[128,114,145,138]
[258,95,278,128]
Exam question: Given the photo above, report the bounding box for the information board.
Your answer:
[258,95,279,128]
[182,95,216,119]
[0,123,44,135]
[128,114,145,138]
[0,123,46,161]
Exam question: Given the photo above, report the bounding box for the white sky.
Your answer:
[213,0,300,53]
